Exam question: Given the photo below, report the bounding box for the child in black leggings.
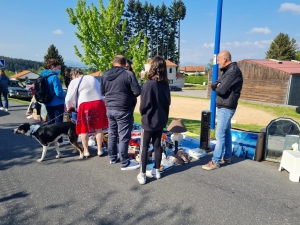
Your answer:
[137,56,171,185]
[139,129,163,176]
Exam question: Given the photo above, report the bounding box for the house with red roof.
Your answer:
[208,59,300,107]
[179,65,206,75]
[10,71,39,80]
[143,60,185,88]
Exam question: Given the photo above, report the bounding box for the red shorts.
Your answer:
[76,100,108,134]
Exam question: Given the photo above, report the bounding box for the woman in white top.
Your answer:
[65,69,108,158]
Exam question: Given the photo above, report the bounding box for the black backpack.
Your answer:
[34,74,55,104]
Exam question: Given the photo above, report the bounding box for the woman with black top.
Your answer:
[137,56,171,185]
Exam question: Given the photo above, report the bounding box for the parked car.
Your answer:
[8,80,32,99]
[25,80,34,85]
[169,85,182,91]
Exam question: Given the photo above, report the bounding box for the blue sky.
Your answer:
[0,0,299,66]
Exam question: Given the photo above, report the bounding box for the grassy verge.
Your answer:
[8,98,31,105]
[10,97,296,135]
[182,84,207,90]
[133,113,264,139]
[239,101,300,120]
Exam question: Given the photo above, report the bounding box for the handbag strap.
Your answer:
[75,76,84,110]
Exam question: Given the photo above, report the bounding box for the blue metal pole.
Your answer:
[210,0,223,129]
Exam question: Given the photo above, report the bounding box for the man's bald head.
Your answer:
[217,50,232,68]
[219,50,231,61]
[113,55,126,67]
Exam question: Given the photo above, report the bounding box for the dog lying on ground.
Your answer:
[13,122,83,162]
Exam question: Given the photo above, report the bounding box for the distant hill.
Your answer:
[64,60,89,68]
[0,56,43,72]
[0,56,91,72]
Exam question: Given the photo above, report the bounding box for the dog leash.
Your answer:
[40,111,70,127]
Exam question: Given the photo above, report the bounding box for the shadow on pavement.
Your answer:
[0,192,29,203]
[0,123,79,170]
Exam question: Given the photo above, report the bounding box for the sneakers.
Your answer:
[27,115,33,119]
[83,151,90,158]
[110,154,120,164]
[137,173,146,185]
[220,157,231,164]
[202,160,220,171]
[121,160,140,170]
[4,108,8,112]
[0,107,3,111]
[151,168,161,179]
[58,141,69,147]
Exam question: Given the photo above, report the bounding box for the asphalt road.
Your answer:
[1,101,300,225]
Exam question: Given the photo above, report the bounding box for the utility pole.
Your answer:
[209,0,223,130]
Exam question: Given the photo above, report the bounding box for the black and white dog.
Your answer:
[13,122,83,162]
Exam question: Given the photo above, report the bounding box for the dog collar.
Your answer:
[29,125,40,137]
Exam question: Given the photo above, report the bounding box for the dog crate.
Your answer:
[200,110,211,151]
[264,117,300,162]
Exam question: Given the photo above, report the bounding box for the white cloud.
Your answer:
[180,39,275,64]
[203,43,214,48]
[35,54,39,57]
[253,40,272,48]
[181,39,187,43]
[232,41,252,47]
[279,3,300,15]
[53,29,63,35]
[223,40,271,49]
[248,27,271,34]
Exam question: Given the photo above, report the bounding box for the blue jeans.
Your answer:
[0,89,9,109]
[212,108,236,164]
[107,109,133,168]
[46,104,65,143]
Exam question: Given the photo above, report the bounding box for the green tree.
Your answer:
[295,51,300,61]
[66,0,147,75]
[0,55,43,73]
[147,3,156,58]
[205,58,214,74]
[123,0,137,41]
[265,32,298,60]
[132,36,148,77]
[158,3,169,57]
[132,0,144,37]
[43,44,66,76]
[169,0,186,66]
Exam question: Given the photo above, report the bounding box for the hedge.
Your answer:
[184,75,208,84]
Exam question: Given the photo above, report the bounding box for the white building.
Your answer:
[142,60,185,88]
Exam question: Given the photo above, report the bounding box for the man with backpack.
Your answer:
[37,59,68,146]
